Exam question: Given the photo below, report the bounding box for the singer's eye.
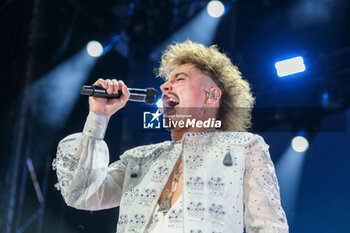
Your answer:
[177,78,184,81]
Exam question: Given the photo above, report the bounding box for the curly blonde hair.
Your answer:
[156,40,255,132]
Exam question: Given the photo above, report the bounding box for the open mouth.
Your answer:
[162,94,179,113]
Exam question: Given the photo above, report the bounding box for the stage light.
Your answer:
[150,6,223,61]
[276,137,307,225]
[156,98,163,109]
[28,49,97,129]
[275,56,306,77]
[207,1,225,18]
[321,92,329,106]
[291,136,309,152]
[86,40,103,57]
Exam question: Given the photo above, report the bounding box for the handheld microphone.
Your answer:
[80,85,159,105]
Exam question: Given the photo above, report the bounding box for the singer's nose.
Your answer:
[160,81,172,93]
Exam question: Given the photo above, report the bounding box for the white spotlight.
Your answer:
[86,41,103,57]
[207,0,225,18]
[156,98,163,109]
[275,56,306,77]
[291,136,309,152]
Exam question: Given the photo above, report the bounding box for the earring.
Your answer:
[208,91,218,100]
[205,88,219,100]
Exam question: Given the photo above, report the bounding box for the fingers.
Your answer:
[94,78,108,89]
[93,78,129,95]
[94,78,121,94]
[104,79,114,94]
[118,80,130,106]
[112,79,119,94]
[93,78,129,98]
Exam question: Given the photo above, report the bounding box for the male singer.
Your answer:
[53,40,289,233]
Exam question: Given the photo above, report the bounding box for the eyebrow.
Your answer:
[167,72,189,81]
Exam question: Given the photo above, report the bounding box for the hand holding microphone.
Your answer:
[88,78,130,116]
[83,78,159,116]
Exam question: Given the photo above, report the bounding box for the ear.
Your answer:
[205,86,222,104]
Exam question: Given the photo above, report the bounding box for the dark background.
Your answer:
[1,0,350,232]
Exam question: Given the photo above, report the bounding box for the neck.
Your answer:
[170,130,187,141]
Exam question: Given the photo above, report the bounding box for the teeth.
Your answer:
[163,97,179,108]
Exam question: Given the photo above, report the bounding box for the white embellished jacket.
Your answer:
[54,111,289,233]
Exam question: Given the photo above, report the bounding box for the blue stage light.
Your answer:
[86,41,103,57]
[321,92,329,106]
[291,136,309,152]
[276,137,307,224]
[275,56,306,77]
[150,7,222,61]
[28,49,97,129]
[207,1,225,18]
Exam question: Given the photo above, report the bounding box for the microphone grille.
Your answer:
[145,88,159,105]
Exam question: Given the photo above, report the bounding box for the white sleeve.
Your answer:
[243,135,289,233]
[53,111,126,211]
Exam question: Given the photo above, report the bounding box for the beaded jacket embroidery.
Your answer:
[53,111,289,233]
